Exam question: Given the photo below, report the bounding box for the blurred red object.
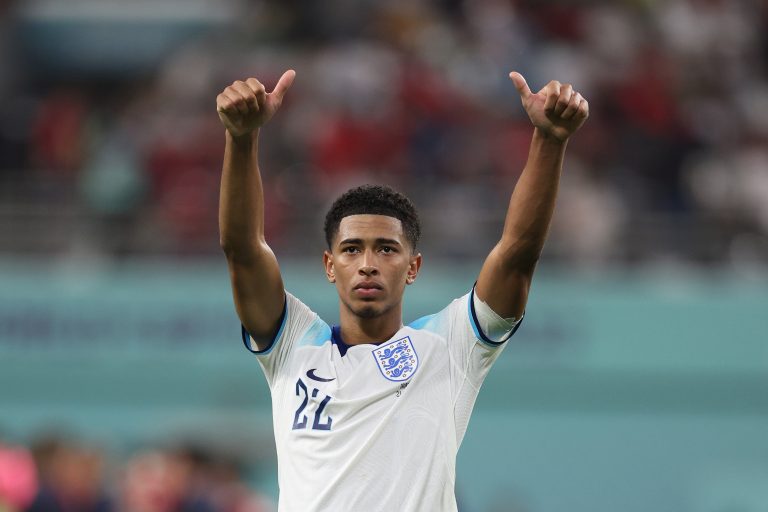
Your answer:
[0,444,39,511]
[31,90,89,174]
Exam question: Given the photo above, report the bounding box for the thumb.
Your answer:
[509,71,531,99]
[271,69,296,101]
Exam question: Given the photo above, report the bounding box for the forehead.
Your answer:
[334,214,405,243]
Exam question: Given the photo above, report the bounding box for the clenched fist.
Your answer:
[216,70,296,138]
[509,71,589,142]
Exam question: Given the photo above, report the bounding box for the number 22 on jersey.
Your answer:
[292,378,333,431]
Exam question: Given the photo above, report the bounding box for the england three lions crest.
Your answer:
[372,336,419,382]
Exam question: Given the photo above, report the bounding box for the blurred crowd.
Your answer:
[0,435,273,512]
[1,0,767,266]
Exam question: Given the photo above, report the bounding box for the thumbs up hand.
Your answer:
[216,70,296,138]
[509,71,589,142]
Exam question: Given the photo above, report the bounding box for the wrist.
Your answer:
[227,128,260,147]
[533,127,569,146]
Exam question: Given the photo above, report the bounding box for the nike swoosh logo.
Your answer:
[306,368,335,382]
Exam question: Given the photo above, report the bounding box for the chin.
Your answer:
[353,304,383,319]
[343,297,392,319]
[340,294,396,320]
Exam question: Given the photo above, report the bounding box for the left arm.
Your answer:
[476,72,589,319]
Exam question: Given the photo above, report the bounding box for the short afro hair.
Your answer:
[324,184,421,252]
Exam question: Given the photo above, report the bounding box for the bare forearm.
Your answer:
[215,72,294,342]
[477,73,587,318]
[218,129,266,257]
[500,128,567,268]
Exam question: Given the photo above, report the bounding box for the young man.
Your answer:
[217,69,588,511]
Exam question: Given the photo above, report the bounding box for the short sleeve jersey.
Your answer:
[242,288,521,512]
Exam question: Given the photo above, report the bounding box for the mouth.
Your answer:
[353,282,383,297]
[354,280,383,290]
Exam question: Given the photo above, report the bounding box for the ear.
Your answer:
[323,250,336,283]
[405,252,422,285]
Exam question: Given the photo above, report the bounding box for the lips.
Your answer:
[354,281,383,290]
[353,282,383,298]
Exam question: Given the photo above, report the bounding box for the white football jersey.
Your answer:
[242,288,521,512]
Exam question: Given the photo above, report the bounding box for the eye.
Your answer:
[380,246,397,254]
[342,246,360,254]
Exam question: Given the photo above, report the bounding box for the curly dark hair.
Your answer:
[324,184,421,252]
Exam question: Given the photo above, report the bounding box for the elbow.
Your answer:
[219,235,237,257]
[220,235,270,263]
[496,238,542,274]
[220,236,251,259]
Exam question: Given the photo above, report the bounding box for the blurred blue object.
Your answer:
[16,0,232,77]
[0,261,766,511]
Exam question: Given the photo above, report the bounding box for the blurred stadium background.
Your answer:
[1,0,767,511]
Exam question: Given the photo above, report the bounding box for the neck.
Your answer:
[339,303,403,345]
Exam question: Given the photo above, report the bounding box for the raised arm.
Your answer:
[476,71,589,319]
[217,70,295,349]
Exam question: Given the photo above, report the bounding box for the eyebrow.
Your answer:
[338,238,402,247]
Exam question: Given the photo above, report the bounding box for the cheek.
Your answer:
[332,262,354,282]
[392,262,412,284]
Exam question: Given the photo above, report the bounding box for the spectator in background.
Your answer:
[117,446,273,512]
[1,435,275,512]
[3,0,768,264]
[0,441,37,512]
[26,435,112,512]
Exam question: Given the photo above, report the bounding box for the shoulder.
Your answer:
[285,292,332,347]
[243,291,331,355]
[407,293,471,335]
[295,314,332,349]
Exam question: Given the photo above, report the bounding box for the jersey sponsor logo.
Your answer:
[306,368,335,382]
[372,336,419,382]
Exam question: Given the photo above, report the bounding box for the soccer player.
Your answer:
[217,69,588,511]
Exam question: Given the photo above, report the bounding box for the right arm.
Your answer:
[217,70,295,350]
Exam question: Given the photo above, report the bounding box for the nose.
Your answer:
[359,250,379,276]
